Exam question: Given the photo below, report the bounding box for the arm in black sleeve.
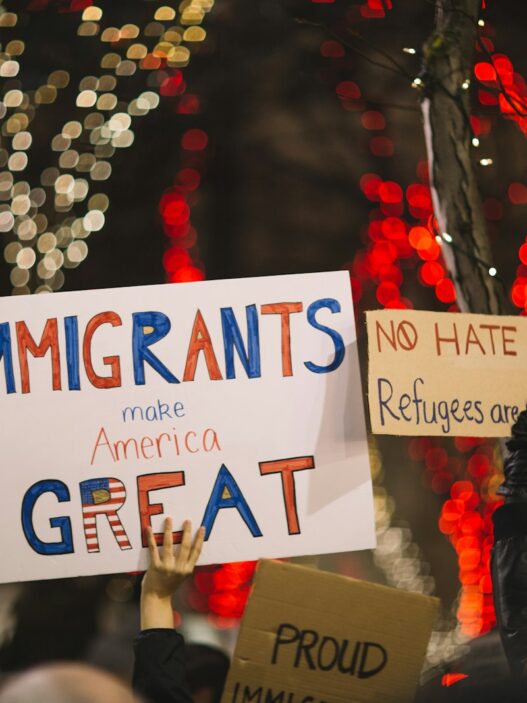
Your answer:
[492,502,527,679]
[133,628,194,703]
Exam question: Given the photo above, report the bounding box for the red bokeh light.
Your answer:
[162,199,190,227]
[378,181,403,203]
[381,217,406,240]
[426,447,449,470]
[408,226,432,250]
[177,94,200,114]
[369,136,394,157]
[479,90,498,106]
[361,111,386,130]
[467,453,491,479]
[420,261,445,286]
[181,128,209,151]
[336,80,361,100]
[474,62,497,83]
[320,40,345,58]
[376,281,400,305]
[163,247,191,272]
[406,183,433,218]
[508,182,527,205]
[519,244,527,265]
[160,72,185,97]
[435,278,457,303]
[169,266,205,283]
[360,173,382,200]
[442,673,469,688]
[176,168,201,191]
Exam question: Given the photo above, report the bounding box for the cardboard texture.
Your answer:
[0,272,375,583]
[222,560,439,703]
[367,308,527,436]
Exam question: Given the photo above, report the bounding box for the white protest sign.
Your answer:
[0,271,374,583]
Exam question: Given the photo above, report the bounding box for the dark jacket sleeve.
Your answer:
[492,503,527,679]
[133,628,194,703]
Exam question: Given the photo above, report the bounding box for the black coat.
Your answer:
[133,629,194,703]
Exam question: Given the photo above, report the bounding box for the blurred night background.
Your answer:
[0,0,526,691]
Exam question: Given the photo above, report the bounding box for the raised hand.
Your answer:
[140,518,205,629]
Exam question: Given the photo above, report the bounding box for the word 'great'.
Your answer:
[21,457,315,556]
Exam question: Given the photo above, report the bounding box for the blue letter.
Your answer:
[201,465,262,539]
[64,316,80,391]
[21,480,74,555]
[132,311,179,385]
[378,377,399,426]
[304,298,345,374]
[0,322,16,394]
[221,305,261,379]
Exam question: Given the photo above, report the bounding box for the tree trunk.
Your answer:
[420,0,507,315]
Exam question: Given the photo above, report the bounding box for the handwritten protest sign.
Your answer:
[221,560,439,703]
[0,271,374,583]
[367,308,527,437]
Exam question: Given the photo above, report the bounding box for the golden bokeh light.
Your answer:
[0,12,17,27]
[0,60,20,77]
[6,40,25,56]
[78,22,99,37]
[121,24,140,39]
[12,131,32,150]
[3,0,213,294]
[154,6,176,21]
[82,6,103,21]
[76,89,97,108]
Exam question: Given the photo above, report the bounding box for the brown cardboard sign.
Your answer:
[221,560,439,703]
[367,308,527,437]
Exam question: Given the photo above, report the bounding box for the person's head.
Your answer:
[185,644,229,703]
[0,662,140,703]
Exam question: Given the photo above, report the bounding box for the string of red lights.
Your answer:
[313,0,516,640]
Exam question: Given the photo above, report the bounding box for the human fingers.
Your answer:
[146,526,160,568]
[162,516,174,561]
[188,526,205,568]
[177,520,192,563]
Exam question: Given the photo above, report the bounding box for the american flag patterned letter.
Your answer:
[80,478,132,553]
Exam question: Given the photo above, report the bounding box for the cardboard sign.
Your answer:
[367,309,527,437]
[0,271,374,583]
[221,560,439,703]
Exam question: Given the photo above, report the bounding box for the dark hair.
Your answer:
[184,645,229,703]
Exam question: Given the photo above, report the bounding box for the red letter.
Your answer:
[137,472,185,547]
[83,312,122,389]
[502,326,518,356]
[434,322,460,356]
[464,324,485,355]
[261,303,303,377]
[16,318,61,394]
[183,310,223,381]
[259,456,315,534]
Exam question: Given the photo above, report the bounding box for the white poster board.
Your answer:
[0,271,374,583]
